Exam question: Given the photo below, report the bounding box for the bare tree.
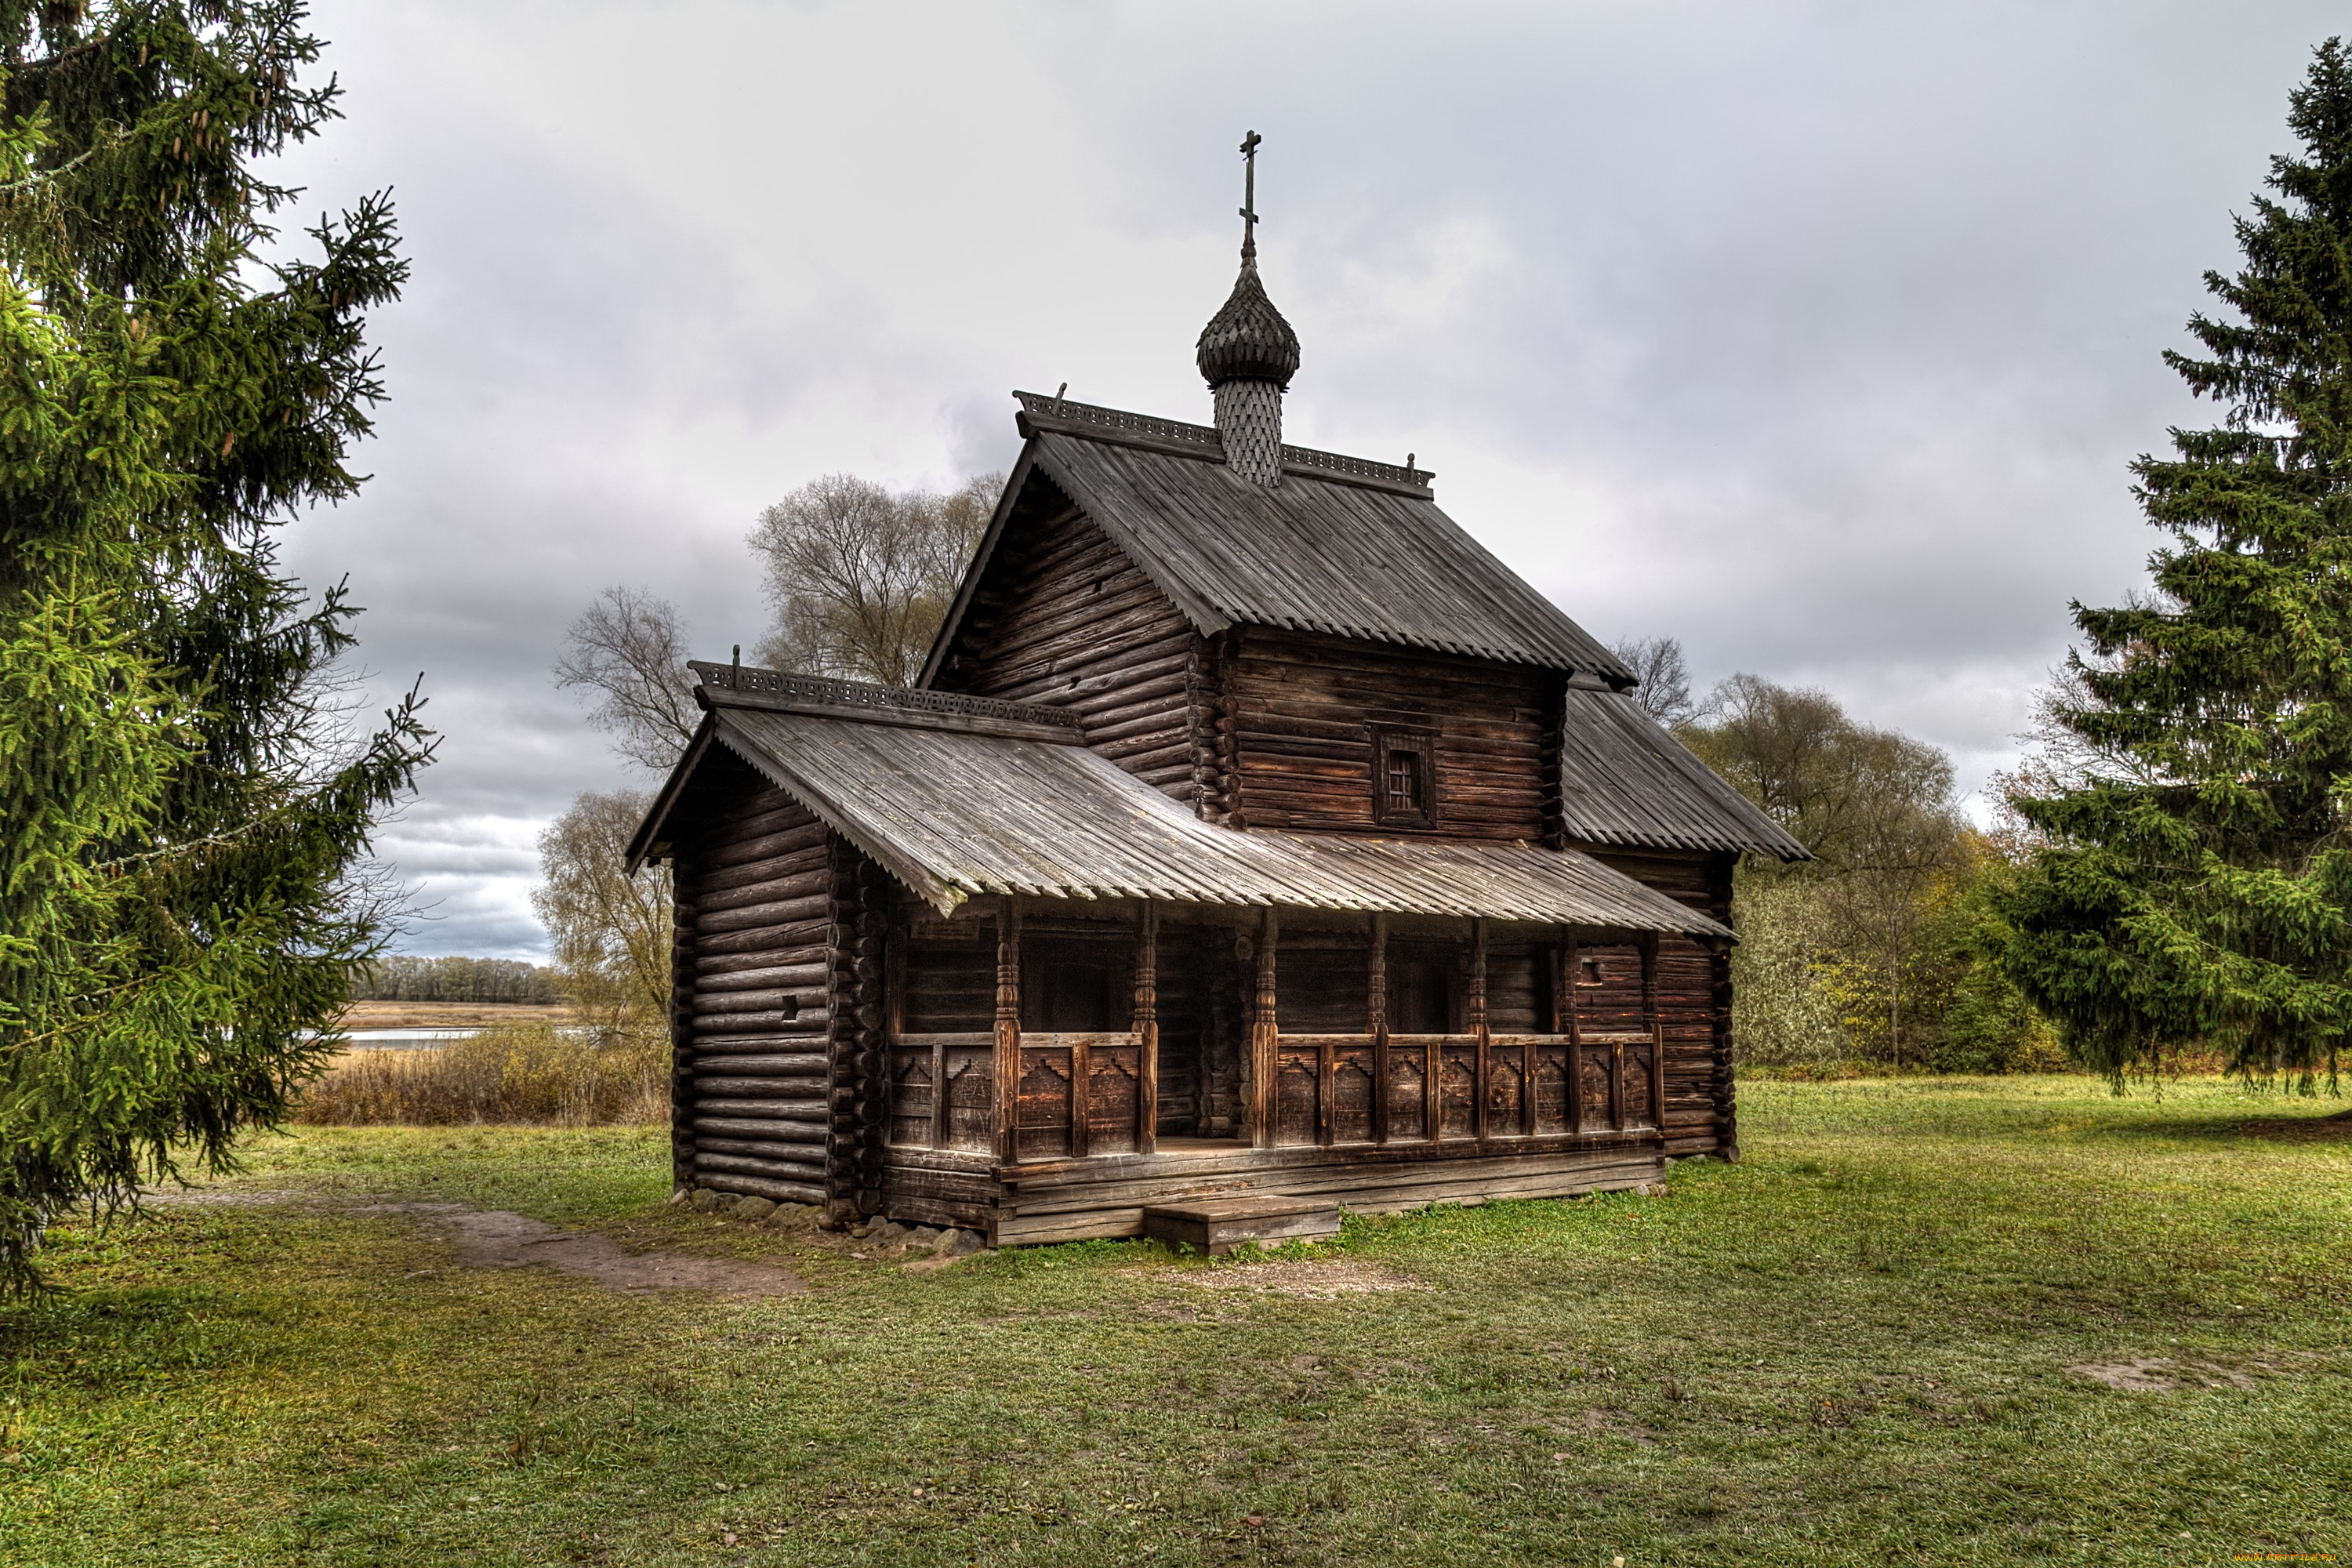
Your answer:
[554,586,702,771]
[531,789,673,1039]
[1610,635,1695,727]
[750,472,1003,686]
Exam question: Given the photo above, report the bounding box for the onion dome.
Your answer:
[1196,256,1301,390]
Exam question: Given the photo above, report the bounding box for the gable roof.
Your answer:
[921,394,1632,684]
[628,669,1733,938]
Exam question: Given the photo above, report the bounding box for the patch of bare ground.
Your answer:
[1127,1259,1427,1300]
[358,1203,806,1297]
[137,1184,804,1298]
[138,1186,299,1208]
[2067,1358,2264,1392]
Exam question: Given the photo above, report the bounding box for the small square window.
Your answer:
[1370,724,1437,828]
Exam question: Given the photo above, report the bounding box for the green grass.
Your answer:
[3,1077,2347,1566]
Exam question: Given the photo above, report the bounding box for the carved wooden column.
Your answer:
[1250,906,1279,1149]
[1642,932,1664,1132]
[1368,912,1389,1146]
[1564,931,1586,1134]
[994,899,1023,1166]
[1470,917,1490,1142]
[1135,900,1160,1155]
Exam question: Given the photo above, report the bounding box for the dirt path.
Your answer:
[149,1188,807,1298]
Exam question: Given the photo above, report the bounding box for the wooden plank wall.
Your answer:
[932,481,1210,808]
[669,754,836,1207]
[1590,848,1738,1157]
[1222,630,1548,839]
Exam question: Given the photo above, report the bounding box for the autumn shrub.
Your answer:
[296,1025,666,1126]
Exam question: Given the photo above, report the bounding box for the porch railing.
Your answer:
[887,1024,1664,1158]
[1270,1028,1663,1148]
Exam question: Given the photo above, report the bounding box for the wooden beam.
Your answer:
[1069,1035,1091,1160]
[994,899,1022,1167]
[1250,906,1279,1149]
[1317,1038,1337,1149]
[1135,900,1160,1156]
[1565,932,1586,1135]
[1368,913,1389,1147]
[1470,918,1490,1142]
[1642,933,1664,1132]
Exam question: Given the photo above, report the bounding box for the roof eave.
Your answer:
[623,715,719,873]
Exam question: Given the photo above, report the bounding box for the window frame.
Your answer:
[1369,723,1439,829]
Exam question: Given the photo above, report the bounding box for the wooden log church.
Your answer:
[627,140,1803,1247]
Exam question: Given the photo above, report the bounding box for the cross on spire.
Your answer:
[1238,129,1262,261]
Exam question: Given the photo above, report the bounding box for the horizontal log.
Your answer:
[982,593,1185,668]
[695,1074,830,1098]
[694,961,829,993]
[688,1051,829,1075]
[695,868,831,913]
[693,987,813,1018]
[684,1092,830,1120]
[694,1009,822,1035]
[700,793,816,835]
[692,1113,829,1138]
[692,850,830,897]
[695,1132,828,1157]
[695,1149,826,1179]
[1101,739,1192,774]
[695,819,827,869]
[1081,687,1192,738]
[694,890,830,931]
[694,918,831,957]
[1065,652,1195,708]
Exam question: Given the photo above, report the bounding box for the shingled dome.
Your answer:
[1196,258,1301,390]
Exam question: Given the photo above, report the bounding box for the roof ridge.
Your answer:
[690,661,1081,735]
[1013,390,1433,491]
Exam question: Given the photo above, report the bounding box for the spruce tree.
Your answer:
[1995,39,2352,1083]
[0,2,430,1290]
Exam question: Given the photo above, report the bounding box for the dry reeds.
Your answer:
[296,1023,666,1126]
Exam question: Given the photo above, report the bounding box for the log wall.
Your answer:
[665,746,902,1220]
[931,479,1210,808]
[1588,848,1739,1157]
[1222,630,1549,839]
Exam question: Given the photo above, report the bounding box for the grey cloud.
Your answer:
[271,0,2339,954]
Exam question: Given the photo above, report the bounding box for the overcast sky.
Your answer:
[271,1,2342,960]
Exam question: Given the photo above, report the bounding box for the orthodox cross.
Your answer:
[1238,129,1262,260]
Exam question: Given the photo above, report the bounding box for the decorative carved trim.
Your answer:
[1013,390,1434,488]
[1016,391,1220,449]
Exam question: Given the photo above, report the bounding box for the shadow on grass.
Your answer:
[2100,1105,2352,1146]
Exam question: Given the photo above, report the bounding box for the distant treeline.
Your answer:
[349,956,561,1004]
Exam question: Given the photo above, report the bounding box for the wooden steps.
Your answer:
[1141,1194,1341,1255]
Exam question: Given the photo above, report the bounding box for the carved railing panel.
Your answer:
[1385,1049,1427,1142]
[1532,1046,1572,1135]
[1084,1044,1143,1156]
[1017,1047,1073,1161]
[1331,1051,1376,1145]
[1439,1045,1478,1139]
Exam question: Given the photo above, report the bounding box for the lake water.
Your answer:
[339,1029,485,1050]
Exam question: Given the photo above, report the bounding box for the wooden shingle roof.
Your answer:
[629,671,1733,936]
[921,394,1632,683]
[1555,688,1808,859]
